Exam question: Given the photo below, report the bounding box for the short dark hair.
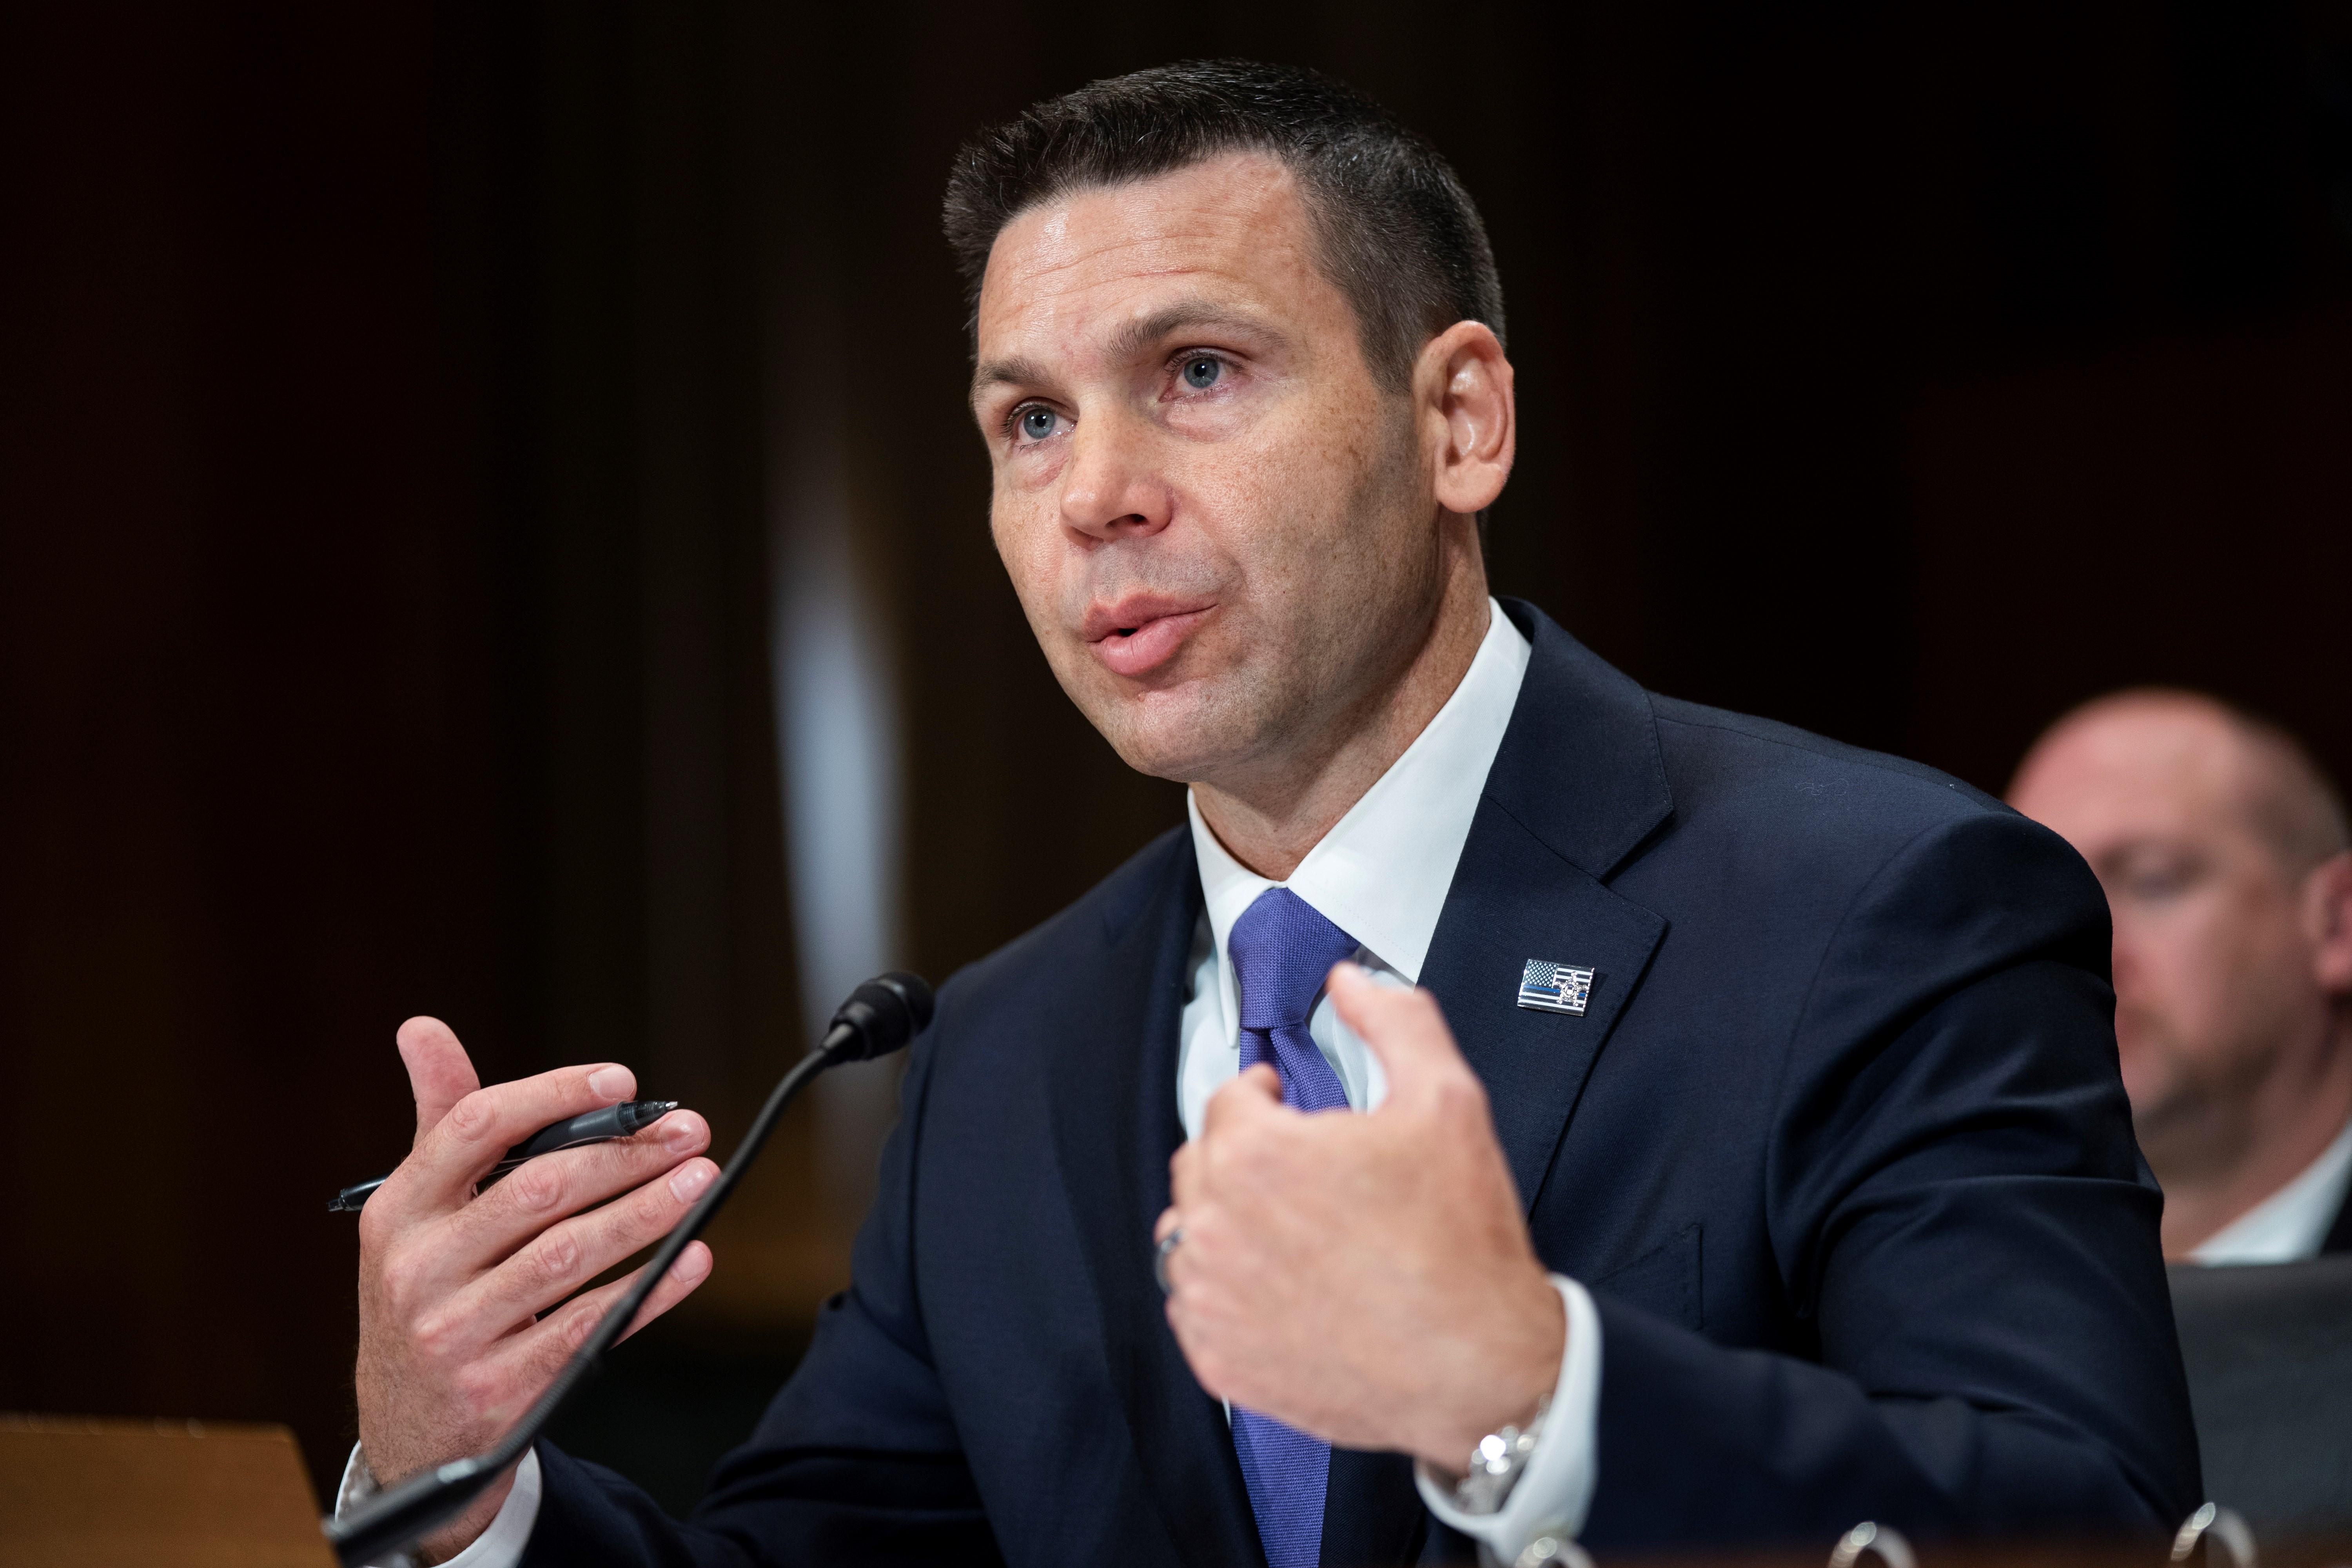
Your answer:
[941,60,1504,389]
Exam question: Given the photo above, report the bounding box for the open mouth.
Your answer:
[1085,604,1213,678]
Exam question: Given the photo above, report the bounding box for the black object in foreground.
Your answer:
[328,1100,682,1214]
[322,971,935,1567]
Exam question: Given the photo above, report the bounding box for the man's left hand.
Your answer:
[1158,962,1565,1470]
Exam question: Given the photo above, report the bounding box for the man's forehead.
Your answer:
[974,153,1322,352]
[2033,705,2264,831]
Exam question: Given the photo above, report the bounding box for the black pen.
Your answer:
[328,1099,680,1213]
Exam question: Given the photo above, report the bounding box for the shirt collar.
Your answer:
[2190,1115,2352,1265]
[1188,597,1533,989]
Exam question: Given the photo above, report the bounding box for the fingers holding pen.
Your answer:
[396,1110,711,1292]
[464,1108,708,1232]
[440,1151,719,1336]
[385,1061,642,1222]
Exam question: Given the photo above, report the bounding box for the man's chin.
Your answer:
[1098,726,1236,787]
[1080,686,1260,787]
[2126,1062,2241,1181]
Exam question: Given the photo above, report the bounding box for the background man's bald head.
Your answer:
[2010,692,2352,1256]
[2013,690,2348,879]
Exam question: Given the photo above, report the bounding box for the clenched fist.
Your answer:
[1156,964,1564,1471]
[354,1018,716,1561]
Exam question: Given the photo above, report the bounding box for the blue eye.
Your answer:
[1018,407,1058,441]
[1181,356,1221,390]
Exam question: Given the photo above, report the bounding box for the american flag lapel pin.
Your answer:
[1517,959,1594,1015]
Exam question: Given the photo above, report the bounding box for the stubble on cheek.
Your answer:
[1177,422,1407,767]
[1151,417,1429,782]
[1285,409,1445,713]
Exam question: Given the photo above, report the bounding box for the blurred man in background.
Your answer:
[2011,691,2352,1262]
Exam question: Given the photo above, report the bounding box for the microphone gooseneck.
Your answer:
[325,971,935,1566]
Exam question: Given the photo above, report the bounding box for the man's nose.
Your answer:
[1058,409,1171,542]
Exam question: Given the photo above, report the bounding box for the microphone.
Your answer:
[324,971,935,1566]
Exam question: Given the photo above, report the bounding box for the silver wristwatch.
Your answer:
[336,1450,420,1568]
[1450,1396,1550,1516]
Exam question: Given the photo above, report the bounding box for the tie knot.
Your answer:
[1228,887,1359,1031]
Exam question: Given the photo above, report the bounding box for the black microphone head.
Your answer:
[826,971,935,1062]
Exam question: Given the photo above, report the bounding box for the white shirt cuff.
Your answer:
[334,1443,543,1568]
[1416,1275,1601,1563]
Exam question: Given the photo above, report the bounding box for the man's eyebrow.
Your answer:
[1102,302,1283,365]
[969,303,1286,406]
[970,354,1051,405]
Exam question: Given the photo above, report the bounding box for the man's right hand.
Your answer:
[354,1016,717,1561]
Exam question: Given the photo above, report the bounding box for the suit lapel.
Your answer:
[1423,602,1673,1213]
[1326,606,1672,1555]
[1421,802,1667,1211]
[1044,831,1266,1568]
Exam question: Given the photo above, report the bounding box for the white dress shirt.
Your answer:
[1177,597,1600,1561]
[2189,1116,2352,1265]
[334,1443,542,1568]
[342,597,1599,1566]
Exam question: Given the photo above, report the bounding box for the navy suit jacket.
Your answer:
[525,601,2201,1566]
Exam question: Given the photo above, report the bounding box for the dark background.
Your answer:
[4,0,2348,1517]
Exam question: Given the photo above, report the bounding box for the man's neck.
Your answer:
[1192,557,1492,882]
[2157,1011,2352,1258]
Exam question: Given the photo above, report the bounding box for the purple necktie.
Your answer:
[1223,886,1359,1568]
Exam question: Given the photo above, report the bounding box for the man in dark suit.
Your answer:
[341,62,2200,1566]
[2010,691,2352,1263]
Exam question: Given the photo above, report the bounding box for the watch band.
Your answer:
[1450,1395,1551,1516]
[335,1448,421,1568]
[1512,1529,1594,1568]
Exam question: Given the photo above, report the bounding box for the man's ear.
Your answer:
[1418,321,1515,518]
[2306,851,2352,995]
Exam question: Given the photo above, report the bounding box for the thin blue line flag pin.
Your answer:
[1517,959,1594,1015]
